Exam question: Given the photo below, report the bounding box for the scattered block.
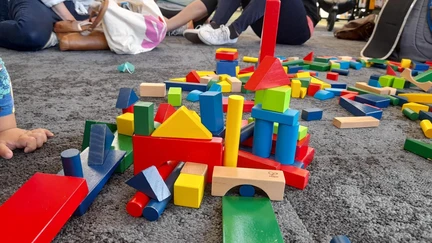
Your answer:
[402,108,419,120]
[199,91,224,133]
[401,59,411,68]
[262,86,291,113]
[164,81,207,92]
[291,80,301,98]
[280,165,309,189]
[117,62,135,73]
[111,132,134,173]
[126,165,170,201]
[391,77,406,89]
[224,95,245,167]
[331,68,349,76]
[116,113,134,136]
[330,235,351,243]
[88,124,115,165]
[386,65,397,76]
[134,101,154,136]
[314,90,335,100]
[139,83,166,97]
[186,90,203,102]
[378,75,395,87]
[227,77,242,92]
[212,166,285,201]
[307,83,321,96]
[340,97,383,119]
[154,103,176,124]
[333,116,380,128]
[355,82,391,95]
[237,150,281,170]
[209,83,222,92]
[420,120,432,138]
[200,76,213,84]
[169,77,186,82]
[216,60,237,76]
[181,162,208,177]
[218,80,232,92]
[401,102,429,113]
[301,108,323,121]
[403,138,432,159]
[244,56,289,91]
[419,111,432,122]
[415,70,432,82]
[325,88,345,96]
[354,94,391,108]
[327,72,339,81]
[300,87,307,98]
[401,68,432,92]
[368,79,381,88]
[116,88,139,109]
[303,52,314,62]
[168,87,182,107]
[174,173,205,208]
[243,56,259,63]
[398,93,432,103]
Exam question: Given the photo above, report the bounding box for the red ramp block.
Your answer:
[133,135,223,182]
[0,173,88,243]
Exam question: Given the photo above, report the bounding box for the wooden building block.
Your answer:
[237,150,281,170]
[0,173,88,243]
[258,0,280,62]
[300,87,307,98]
[415,70,432,82]
[354,94,391,108]
[398,93,432,103]
[279,165,309,190]
[216,51,238,61]
[340,98,383,120]
[401,68,432,92]
[88,124,114,165]
[212,166,285,201]
[224,95,244,167]
[222,197,283,243]
[327,72,339,81]
[111,132,133,173]
[154,103,176,124]
[379,75,395,87]
[126,166,171,201]
[181,162,208,177]
[186,70,200,83]
[218,80,232,92]
[116,87,139,109]
[401,102,429,113]
[139,83,166,97]
[262,86,291,113]
[244,56,289,91]
[252,104,300,126]
[151,106,212,140]
[401,59,411,68]
[243,56,259,63]
[116,113,134,136]
[419,111,432,122]
[199,91,224,133]
[403,108,419,120]
[134,101,154,136]
[168,87,182,107]
[314,90,335,100]
[420,120,432,138]
[404,138,432,159]
[392,77,406,89]
[333,116,380,128]
[355,82,390,95]
[164,81,207,92]
[200,76,213,84]
[301,108,323,121]
[227,77,242,92]
[296,72,311,78]
[186,90,203,102]
[169,77,186,82]
[291,79,301,98]
[307,83,321,96]
[174,173,205,208]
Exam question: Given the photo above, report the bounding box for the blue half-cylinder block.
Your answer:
[164,81,207,92]
[126,166,171,202]
[88,124,115,166]
[186,90,203,102]
[252,104,299,126]
[325,88,345,96]
[349,61,362,70]
[116,88,139,109]
[314,90,335,100]
[199,91,224,133]
[419,111,432,122]
[208,83,222,92]
[275,122,299,165]
[252,119,273,158]
[340,97,383,120]
[61,149,84,178]
[143,162,184,221]
[239,185,255,197]
[58,147,126,216]
[354,94,391,108]
[301,108,323,121]
[216,60,238,76]
[239,122,255,143]
[368,79,382,88]
[330,235,351,243]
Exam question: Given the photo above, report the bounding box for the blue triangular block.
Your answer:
[126,166,171,201]
[116,88,139,109]
[88,124,115,165]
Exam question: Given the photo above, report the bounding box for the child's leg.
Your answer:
[210,0,242,27]
[228,0,265,38]
[165,0,218,32]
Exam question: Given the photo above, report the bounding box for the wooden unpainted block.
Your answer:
[401,68,432,92]
[227,77,242,92]
[139,83,166,97]
[181,162,208,178]
[200,76,213,84]
[355,82,390,95]
[333,116,380,128]
[211,166,285,201]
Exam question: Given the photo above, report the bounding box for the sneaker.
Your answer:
[183,24,212,44]
[43,32,59,49]
[166,24,188,36]
[198,25,238,46]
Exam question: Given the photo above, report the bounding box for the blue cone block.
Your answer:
[61,148,84,178]
[275,122,299,165]
[126,166,171,202]
[252,119,273,158]
[239,185,255,197]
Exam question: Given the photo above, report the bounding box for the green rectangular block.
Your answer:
[369,58,388,64]
[82,120,117,151]
[222,196,283,243]
[314,57,331,63]
[293,77,311,88]
[404,138,432,159]
[347,86,399,105]
[134,101,154,136]
[207,80,218,89]
[392,77,406,89]
[262,86,291,113]
[301,64,310,70]
[310,62,331,71]
[298,125,308,140]
[168,87,182,107]
[379,75,395,87]
[415,70,432,82]
[331,63,341,70]
[112,132,134,173]
[282,59,304,67]
[254,89,265,105]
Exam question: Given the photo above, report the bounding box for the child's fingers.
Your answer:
[31,128,54,138]
[0,142,13,159]
[17,134,38,153]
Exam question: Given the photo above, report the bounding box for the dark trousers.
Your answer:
[0,0,88,51]
[212,0,311,45]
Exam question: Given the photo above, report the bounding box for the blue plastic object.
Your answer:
[354,94,391,108]
[164,81,207,92]
[115,88,139,109]
[252,104,299,126]
[143,162,184,221]
[126,166,171,201]
[208,83,222,92]
[330,68,349,76]
[340,97,383,120]
[275,122,299,165]
[301,108,323,121]
[239,185,255,197]
[61,149,84,178]
[325,88,345,96]
[199,91,224,133]
[314,90,335,100]
[216,60,238,76]
[186,90,203,102]
[88,124,114,166]
[252,119,273,158]
[368,79,382,88]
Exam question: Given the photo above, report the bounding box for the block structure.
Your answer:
[168,87,182,107]
[174,162,208,208]
[116,112,134,136]
[199,91,224,134]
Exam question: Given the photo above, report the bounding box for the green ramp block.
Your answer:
[415,70,432,82]
[222,196,283,243]
[403,138,432,159]
[262,86,291,113]
[111,132,133,173]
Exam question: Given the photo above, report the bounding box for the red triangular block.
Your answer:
[186,70,200,83]
[386,65,397,76]
[303,52,314,62]
[244,56,289,91]
[239,66,255,75]
[154,103,176,124]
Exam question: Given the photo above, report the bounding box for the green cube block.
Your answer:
[112,133,134,173]
[298,125,308,140]
[134,101,154,136]
[241,85,253,94]
[379,75,395,87]
[282,59,304,67]
[273,122,279,135]
[392,77,406,89]
[168,87,182,107]
[331,63,341,70]
[310,62,331,71]
[254,90,265,105]
[261,86,291,113]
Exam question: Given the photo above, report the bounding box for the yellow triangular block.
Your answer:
[190,110,201,122]
[152,106,212,140]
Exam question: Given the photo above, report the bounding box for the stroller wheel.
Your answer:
[327,11,336,31]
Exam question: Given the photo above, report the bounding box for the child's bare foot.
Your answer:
[0,128,54,159]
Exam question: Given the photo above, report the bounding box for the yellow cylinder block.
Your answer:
[420,120,432,138]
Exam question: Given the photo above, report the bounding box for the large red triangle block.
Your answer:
[244,56,289,91]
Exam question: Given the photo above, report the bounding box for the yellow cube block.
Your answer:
[196,71,216,77]
[116,113,134,136]
[218,81,232,92]
[219,74,230,81]
[401,59,411,68]
[174,173,205,208]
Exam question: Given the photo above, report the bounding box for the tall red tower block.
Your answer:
[259,0,281,63]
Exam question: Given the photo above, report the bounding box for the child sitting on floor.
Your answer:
[0,58,54,159]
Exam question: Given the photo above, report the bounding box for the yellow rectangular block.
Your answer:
[401,102,429,113]
[238,72,254,79]
[398,93,432,103]
[196,71,216,77]
[300,87,307,98]
[296,72,311,78]
[322,82,331,89]
[174,173,205,208]
[401,59,411,68]
[219,74,231,81]
[236,66,240,76]
[227,77,242,92]
[216,48,238,53]
[116,113,134,136]
[283,66,288,73]
[291,80,301,98]
[139,83,166,97]
[169,77,186,82]
[218,81,232,92]
[243,56,258,63]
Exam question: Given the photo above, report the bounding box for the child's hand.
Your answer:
[0,128,54,159]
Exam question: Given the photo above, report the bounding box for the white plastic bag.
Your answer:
[100,0,167,54]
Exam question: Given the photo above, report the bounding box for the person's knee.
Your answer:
[17,29,50,51]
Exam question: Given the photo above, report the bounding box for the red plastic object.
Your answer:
[295,134,311,161]
[339,93,357,102]
[303,52,314,62]
[307,83,321,96]
[237,150,281,170]
[244,56,289,91]
[258,0,281,63]
[122,105,134,114]
[326,72,339,81]
[0,173,88,243]
[133,135,223,182]
[154,103,176,124]
[186,70,200,83]
[216,51,238,61]
[126,161,178,217]
[280,165,310,190]
[287,74,296,78]
[223,98,254,112]
[340,90,358,97]
[239,66,255,74]
[386,65,397,76]
[297,147,315,168]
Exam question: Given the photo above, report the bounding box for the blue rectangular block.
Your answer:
[325,80,347,89]
[411,70,419,76]
[58,148,126,216]
[372,63,387,69]
[340,97,383,120]
[370,74,381,80]
[354,94,391,108]
[301,108,323,121]
[288,66,303,74]
[217,60,237,76]
[338,61,350,69]
[368,79,381,88]
[392,95,409,106]
[252,104,299,126]
[419,111,432,122]
[331,68,349,76]
[413,62,429,71]
[349,61,362,70]
[164,81,207,92]
[325,88,345,96]
[199,91,224,133]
